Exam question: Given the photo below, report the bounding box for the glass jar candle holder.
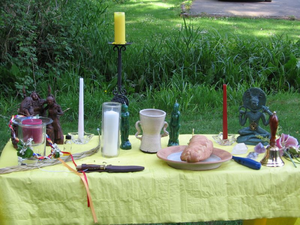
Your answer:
[101,102,121,157]
[12,116,53,157]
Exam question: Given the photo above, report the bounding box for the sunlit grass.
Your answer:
[108,0,300,42]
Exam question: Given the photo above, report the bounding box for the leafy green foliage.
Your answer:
[1,0,300,99]
[16,141,33,158]
[0,0,108,96]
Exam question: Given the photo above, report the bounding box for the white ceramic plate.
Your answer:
[157,145,232,171]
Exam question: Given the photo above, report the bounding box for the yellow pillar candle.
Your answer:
[114,12,126,44]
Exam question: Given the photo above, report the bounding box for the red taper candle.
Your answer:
[223,84,228,140]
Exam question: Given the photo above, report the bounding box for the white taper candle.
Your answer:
[78,77,84,142]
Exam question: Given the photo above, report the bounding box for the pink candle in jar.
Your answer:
[22,119,43,144]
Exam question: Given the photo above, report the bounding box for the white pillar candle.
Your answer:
[103,110,120,157]
[78,78,84,142]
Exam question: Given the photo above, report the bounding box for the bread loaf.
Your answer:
[180,135,213,163]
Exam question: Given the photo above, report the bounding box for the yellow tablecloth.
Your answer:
[0,135,300,225]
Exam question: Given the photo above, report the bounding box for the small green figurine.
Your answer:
[168,102,181,146]
[237,88,273,145]
[120,103,132,150]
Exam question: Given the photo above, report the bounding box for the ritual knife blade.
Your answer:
[76,164,145,173]
[232,156,261,170]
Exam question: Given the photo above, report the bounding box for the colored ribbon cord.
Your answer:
[58,158,97,223]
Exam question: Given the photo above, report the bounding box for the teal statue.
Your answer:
[120,104,132,150]
[168,102,181,146]
[237,88,273,145]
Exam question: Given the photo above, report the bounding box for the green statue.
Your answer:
[168,102,181,146]
[120,104,132,150]
[237,88,273,145]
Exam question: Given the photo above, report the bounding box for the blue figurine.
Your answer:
[237,88,273,145]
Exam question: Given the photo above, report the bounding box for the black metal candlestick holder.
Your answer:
[109,42,131,105]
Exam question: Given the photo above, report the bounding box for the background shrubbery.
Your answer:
[0,0,108,96]
[1,0,300,98]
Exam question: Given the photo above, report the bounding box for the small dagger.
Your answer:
[76,164,145,173]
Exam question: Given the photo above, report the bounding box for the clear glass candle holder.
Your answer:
[101,102,122,157]
[212,132,236,146]
[12,116,53,156]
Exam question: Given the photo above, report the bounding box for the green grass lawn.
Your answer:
[108,0,300,43]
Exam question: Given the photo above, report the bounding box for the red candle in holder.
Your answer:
[22,119,43,144]
[223,84,228,140]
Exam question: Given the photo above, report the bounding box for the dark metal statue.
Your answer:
[168,102,181,146]
[120,103,132,150]
[237,88,273,145]
[109,43,131,106]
